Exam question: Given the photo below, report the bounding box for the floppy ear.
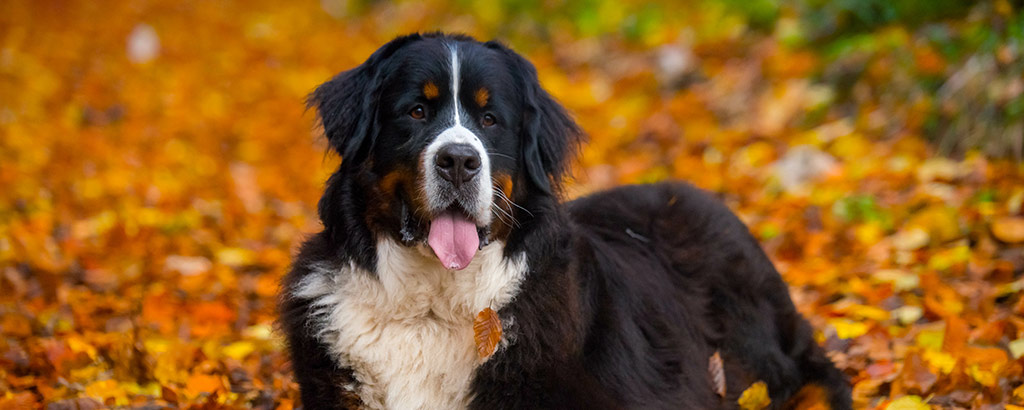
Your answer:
[308,34,421,166]
[487,42,583,195]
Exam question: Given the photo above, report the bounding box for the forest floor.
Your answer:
[2,1,1023,408]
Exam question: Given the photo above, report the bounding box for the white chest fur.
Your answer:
[293,238,528,410]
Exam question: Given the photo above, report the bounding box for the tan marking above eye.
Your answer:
[423,82,439,99]
[475,88,489,107]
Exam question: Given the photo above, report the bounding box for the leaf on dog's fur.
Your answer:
[474,307,502,359]
[709,350,726,397]
[738,381,771,410]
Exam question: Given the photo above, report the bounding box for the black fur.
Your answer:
[483,41,583,195]
[281,33,851,409]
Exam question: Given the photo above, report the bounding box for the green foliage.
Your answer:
[795,0,974,43]
[834,195,893,229]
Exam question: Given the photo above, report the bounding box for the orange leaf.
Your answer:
[787,384,831,410]
[709,350,726,397]
[942,316,968,355]
[184,373,224,398]
[473,307,502,359]
[0,392,38,410]
[992,216,1024,243]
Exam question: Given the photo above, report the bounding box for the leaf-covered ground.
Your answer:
[2,1,1023,408]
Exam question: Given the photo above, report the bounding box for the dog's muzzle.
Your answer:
[422,133,493,270]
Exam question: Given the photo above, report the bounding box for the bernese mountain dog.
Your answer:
[279,32,852,409]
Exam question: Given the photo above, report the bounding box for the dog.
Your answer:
[279,32,852,409]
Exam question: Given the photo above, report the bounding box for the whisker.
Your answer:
[489,190,520,227]
[491,178,534,217]
[490,204,517,228]
[491,202,520,227]
[486,151,515,161]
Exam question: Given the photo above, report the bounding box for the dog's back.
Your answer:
[565,182,851,409]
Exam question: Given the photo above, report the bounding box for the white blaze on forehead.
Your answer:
[421,43,493,224]
[450,43,463,127]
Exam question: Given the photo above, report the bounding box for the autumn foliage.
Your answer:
[2,0,1024,408]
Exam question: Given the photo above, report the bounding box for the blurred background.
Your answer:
[2,0,1023,408]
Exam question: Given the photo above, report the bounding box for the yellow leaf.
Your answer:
[967,364,998,387]
[1013,383,1024,401]
[215,247,254,266]
[84,379,129,406]
[885,395,930,410]
[66,335,98,360]
[921,350,955,374]
[854,223,884,245]
[915,328,944,350]
[738,381,771,410]
[243,323,274,341]
[828,318,868,339]
[840,304,890,321]
[906,205,961,243]
[223,340,255,360]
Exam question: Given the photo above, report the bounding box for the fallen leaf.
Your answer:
[0,392,38,409]
[893,351,937,395]
[161,386,179,405]
[967,364,998,387]
[184,373,224,398]
[737,381,771,410]
[473,307,502,359]
[84,379,128,406]
[891,228,930,251]
[1009,338,1024,360]
[1013,383,1024,401]
[942,316,968,355]
[3,1,1024,407]
[222,340,255,360]
[885,395,930,410]
[709,350,726,397]
[828,318,869,339]
[786,384,831,410]
[992,217,1024,243]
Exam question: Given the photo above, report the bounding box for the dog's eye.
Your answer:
[482,114,496,127]
[409,105,426,120]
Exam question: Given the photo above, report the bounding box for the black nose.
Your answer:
[435,144,481,188]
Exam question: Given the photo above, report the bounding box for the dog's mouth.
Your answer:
[426,205,489,270]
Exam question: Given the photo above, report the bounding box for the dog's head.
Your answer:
[310,33,581,270]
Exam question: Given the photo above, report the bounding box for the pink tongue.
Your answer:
[427,211,480,270]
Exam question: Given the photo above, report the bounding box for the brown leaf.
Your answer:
[0,392,39,410]
[473,307,502,359]
[893,351,937,395]
[161,386,178,404]
[708,350,726,397]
